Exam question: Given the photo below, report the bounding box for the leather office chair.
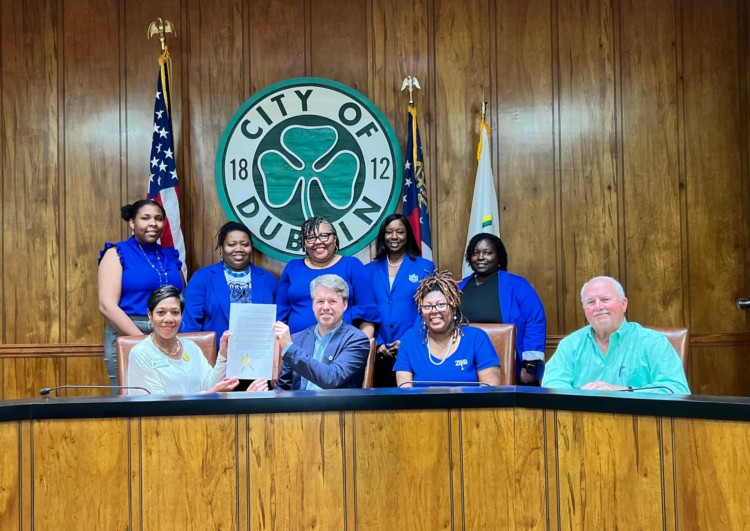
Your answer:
[644,326,689,373]
[362,338,377,389]
[472,323,516,385]
[116,331,217,394]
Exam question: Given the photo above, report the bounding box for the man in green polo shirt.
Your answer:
[542,276,690,394]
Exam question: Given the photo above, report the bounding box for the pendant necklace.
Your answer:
[427,333,456,366]
[138,242,169,286]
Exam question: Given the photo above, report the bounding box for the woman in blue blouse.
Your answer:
[459,233,546,385]
[182,221,278,350]
[98,199,184,387]
[276,216,379,337]
[364,214,434,386]
[394,270,501,387]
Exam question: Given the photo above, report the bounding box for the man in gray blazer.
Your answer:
[273,274,371,390]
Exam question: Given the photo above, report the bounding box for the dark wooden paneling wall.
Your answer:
[1,0,749,392]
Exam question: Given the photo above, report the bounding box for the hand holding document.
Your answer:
[227,303,277,379]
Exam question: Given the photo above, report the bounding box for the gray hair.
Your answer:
[580,276,626,303]
[309,274,349,301]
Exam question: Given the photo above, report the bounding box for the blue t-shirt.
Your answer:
[393,325,500,384]
[276,256,380,333]
[98,236,183,315]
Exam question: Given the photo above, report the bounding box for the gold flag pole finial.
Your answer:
[401,76,422,105]
[147,18,176,52]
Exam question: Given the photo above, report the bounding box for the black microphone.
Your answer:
[39,385,151,396]
[397,380,491,388]
[620,385,675,394]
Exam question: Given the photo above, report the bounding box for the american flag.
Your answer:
[403,105,433,260]
[148,50,187,276]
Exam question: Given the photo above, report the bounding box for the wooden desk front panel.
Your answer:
[672,418,750,530]
[4,408,750,530]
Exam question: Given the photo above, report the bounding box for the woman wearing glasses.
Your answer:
[459,233,546,385]
[276,216,379,337]
[394,270,501,387]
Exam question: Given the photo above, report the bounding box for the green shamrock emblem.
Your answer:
[258,125,360,220]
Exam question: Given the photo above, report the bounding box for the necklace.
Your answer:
[427,333,456,366]
[150,333,183,358]
[138,242,169,286]
[387,255,404,268]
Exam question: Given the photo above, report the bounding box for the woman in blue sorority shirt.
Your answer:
[182,221,278,350]
[394,270,501,387]
[276,216,379,338]
[98,199,184,387]
[365,214,434,386]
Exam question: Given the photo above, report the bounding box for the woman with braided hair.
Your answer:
[393,270,501,387]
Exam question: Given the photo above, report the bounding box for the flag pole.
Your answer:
[146,18,188,277]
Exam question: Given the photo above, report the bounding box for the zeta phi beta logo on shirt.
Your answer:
[455,359,469,371]
[215,78,403,262]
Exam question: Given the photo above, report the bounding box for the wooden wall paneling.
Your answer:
[185,0,246,271]
[140,415,238,529]
[248,412,345,529]
[371,0,430,158]
[2,358,60,400]
[682,0,750,397]
[433,0,491,275]
[64,354,109,395]
[0,0,61,344]
[63,0,121,343]
[309,0,369,92]
[353,410,452,530]
[557,0,619,331]
[495,0,558,333]
[554,411,665,529]
[0,421,20,529]
[619,0,683,327]
[673,417,750,529]
[461,408,546,529]
[247,0,307,276]
[32,418,129,529]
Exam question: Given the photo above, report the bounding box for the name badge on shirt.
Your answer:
[150,357,170,369]
[409,274,419,283]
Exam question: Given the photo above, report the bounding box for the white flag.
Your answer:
[462,118,500,278]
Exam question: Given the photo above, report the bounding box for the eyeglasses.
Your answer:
[420,302,450,313]
[305,232,333,244]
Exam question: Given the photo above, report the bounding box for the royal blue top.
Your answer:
[364,256,435,346]
[182,261,278,349]
[393,325,500,385]
[276,256,380,333]
[458,270,547,379]
[98,236,183,315]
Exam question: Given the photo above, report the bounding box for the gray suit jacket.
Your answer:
[278,322,370,390]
